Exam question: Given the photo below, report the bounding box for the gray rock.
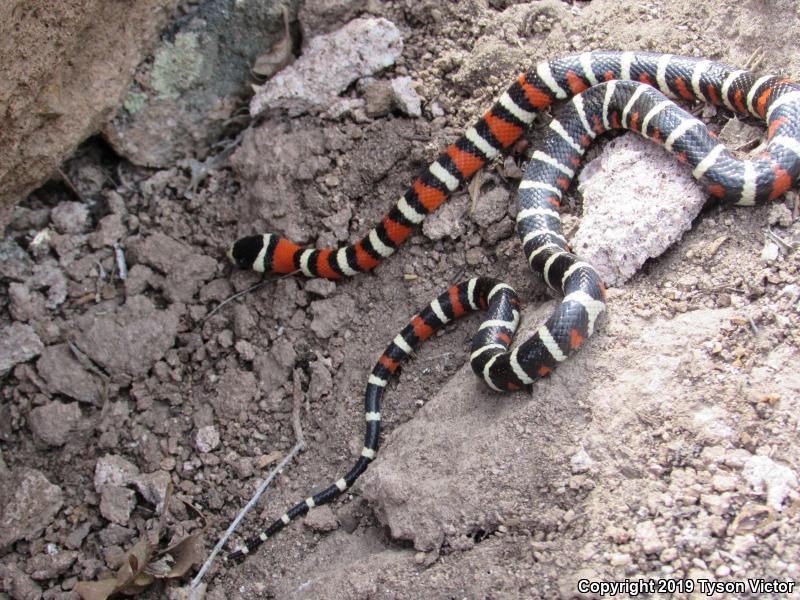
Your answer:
[303,505,339,532]
[64,521,92,550]
[0,239,34,281]
[304,278,336,298]
[37,344,104,405]
[105,1,299,167]
[8,261,67,321]
[27,548,78,580]
[251,17,403,116]
[94,455,140,491]
[364,80,394,118]
[50,201,89,234]
[253,339,296,392]
[422,194,469,241]
[309,294,356,339]
[0,322,44,377]
[0,468,63,551]
[359,306,735,551]
[99,485,137,524]
[474,187,510,228]
[88,212,126,249]
[308,355,333,401]
[742,455,798,511]
[0,563,42,600]
[195,425,220,453]
[391,76,422,117]
[299,0,367,36]
[574,133,707,286]
[71,295,179,377]
[28,401,82,447]
[211,368,258,416]
[570,449,593,474]
[635,520,665,554]
[31,261,68,310]
[131,470,171,509]
[8,282,45,322]
[131,233,216,302]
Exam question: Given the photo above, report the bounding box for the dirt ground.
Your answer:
[1,0,799,599]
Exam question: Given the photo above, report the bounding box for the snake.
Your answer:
[226,51,800,559]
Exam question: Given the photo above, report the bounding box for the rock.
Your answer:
[0,563,42,600]
[170,582,207,600]
[64,521,92,550]
[124,264,155,296]
[309,294,356,339]
[0,467,64,551]
[304,278,337,298]
[99,485,136,524]
[251,17,403,115]
[0,322,44,377]
[360,306,733,552]
[105,1,296,167]
[741,455,798,511]
[71,295,179,377]
[474,187,510,228]
[690,405,734,442]
[557,568,602,600]
[97,523,135,547]
[303,505,339,532]
[8,282,45,323]
[94,455,140,491]
[36,344,104,405]
[211,368,258,416]
[364,80,394,118]
[130,232,216,302]
[253,338,296,390]
[195,425,221,453]
[768,202,793,228]
[574,133,707,286]
[0,0,177,233]
[760,240,780,262]
[711,474,738,493]
[28,401,82,447]
[50,201,89,234]
[718,116,764,148]
[390,76,422,117]
[88,213,126,249]
[308,356,333,401]
[422,194,469,241]
[30,261,68,310]
[0,239,34,281]
[570,449,593,474]
[27,548,78,580]
[299,0,367,36]
[131,470,171,509]
[635,520,665,554]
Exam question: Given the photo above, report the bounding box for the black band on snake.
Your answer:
[226,51,800,559]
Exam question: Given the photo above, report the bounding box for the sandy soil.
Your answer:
[1,1,799,599]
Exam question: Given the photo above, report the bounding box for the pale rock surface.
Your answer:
[574,133,707,286]
[0,323,44,376]
[251,18,403,116]
[741,455,798,511]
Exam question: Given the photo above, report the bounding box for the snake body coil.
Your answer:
[228,51,800,559]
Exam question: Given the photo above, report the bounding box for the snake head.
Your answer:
[227,235,266,271]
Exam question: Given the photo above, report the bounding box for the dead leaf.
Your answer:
[74,579,118,600]
[74,481,203,597]
[164,534,205,578]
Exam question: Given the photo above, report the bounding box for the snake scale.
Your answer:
[227,50,800,559]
